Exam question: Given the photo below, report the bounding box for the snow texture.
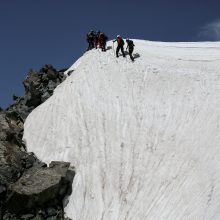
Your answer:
[23,40,220,220]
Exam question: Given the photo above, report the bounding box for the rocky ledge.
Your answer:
[0,65,75,219]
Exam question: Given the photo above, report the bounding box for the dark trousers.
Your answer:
[128,48,134,61]
[116,45,125,57]
[100,40,106,51]
[87,40,94,50]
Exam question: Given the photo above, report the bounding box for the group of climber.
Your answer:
[113,35,135,61]
[86,30,135,61]
[87,30,108,52]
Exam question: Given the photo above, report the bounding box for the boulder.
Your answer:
[41,92,51,103]
[1,64,70,219]
[0,111,24,148]
[6,161,75,214]
[0,141,37,186]
[0,113,10,141]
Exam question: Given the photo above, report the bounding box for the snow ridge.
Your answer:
[23,40,220,220]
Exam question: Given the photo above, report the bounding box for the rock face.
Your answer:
[7,64,67,121]
[0,65,74,219]
[7,162,75,215]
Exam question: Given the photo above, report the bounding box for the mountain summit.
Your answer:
[23,40,220,220]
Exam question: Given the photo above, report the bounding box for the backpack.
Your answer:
[99,33,108,41]
[118,37,124,46]
[99,33,105,39]
[88,31,95,39]
[127,40,134,48]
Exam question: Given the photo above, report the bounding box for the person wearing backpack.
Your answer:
[126,39,135,61]
[99,32,108,51]
[113,35,125,58]
[94,30,100,49]
[86,30,95,51]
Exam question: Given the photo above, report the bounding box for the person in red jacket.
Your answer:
[98,32,108,51]
[113,35,125,58]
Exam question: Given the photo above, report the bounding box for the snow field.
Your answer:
[24,40,220,220]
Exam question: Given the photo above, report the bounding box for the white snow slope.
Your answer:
[23,40,220,220]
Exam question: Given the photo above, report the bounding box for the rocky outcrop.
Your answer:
[0,65,74,219]
[6,65,67,122]
[6,162,75,218]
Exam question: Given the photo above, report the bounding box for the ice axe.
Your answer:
[112,41,115,55]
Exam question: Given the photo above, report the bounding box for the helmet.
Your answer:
[126,38,129,41]
[117,35,121,38]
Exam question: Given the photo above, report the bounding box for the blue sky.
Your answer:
[0,0,220,108]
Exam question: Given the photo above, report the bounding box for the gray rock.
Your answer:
[23,70,40,94]
[66,70,74,76]
[47,69,57,81]
[0,141,26,185]
[32,214,44,220]
[0,185,6,194]
[41,92,51,103]
[1,64,69,218]
[12,95,20,101]
[0,111,24,148]
[46,207,57,217]
[0,113,10,141]
[25,91,42,107]
[21,152,37,169]
[7,162,75,214]
[3,212,18,220]
[47,80,56,93]
[20,214,35,219]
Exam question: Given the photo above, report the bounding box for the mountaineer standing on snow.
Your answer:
[113,35,125,58]
[126,39,135,61]
[94,31,100,49]
[86,30,96,51]
[98,32,108,51]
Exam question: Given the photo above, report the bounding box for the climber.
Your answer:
[126,39,135,61]
[94,31,100,49]
[98,32,108,51]
[86,30,96,51]
[113,35,125,58]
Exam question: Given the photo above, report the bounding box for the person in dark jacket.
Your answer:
[113,35,125,58]
[94,31,100,49]
[86,30,95,51]
[98,32,108,51]
[126,39,135,61]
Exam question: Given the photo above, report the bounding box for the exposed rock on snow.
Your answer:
[0,65,71,219]
[7,161,75,215]
[24,40,220,220]
[7,64,67,120]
